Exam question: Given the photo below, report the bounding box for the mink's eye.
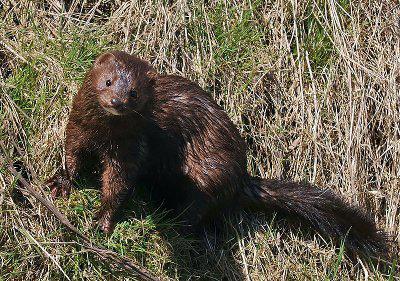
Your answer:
[130,90,137,98]
[106,80,112,87]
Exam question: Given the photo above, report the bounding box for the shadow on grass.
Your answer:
[111,185,248,280]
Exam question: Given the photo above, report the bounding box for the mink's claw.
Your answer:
[46,171,73,199]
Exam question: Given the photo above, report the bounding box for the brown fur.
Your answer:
[47,51,387,256]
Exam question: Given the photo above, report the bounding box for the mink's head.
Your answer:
[88,51,156,116]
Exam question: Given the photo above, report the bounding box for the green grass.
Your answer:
[211,1,263,72]
[1,0,399,280]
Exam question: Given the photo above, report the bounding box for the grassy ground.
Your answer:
[1,0,399,280]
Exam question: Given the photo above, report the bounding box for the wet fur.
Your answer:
[48,51,387,257]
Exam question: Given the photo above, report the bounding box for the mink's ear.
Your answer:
[146,70,158,82]
[93,52,115,67]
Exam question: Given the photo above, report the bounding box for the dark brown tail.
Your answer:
[241,177,387,257]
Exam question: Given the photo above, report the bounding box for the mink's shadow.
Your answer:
[118,185,250,280]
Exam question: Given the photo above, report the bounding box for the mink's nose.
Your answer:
[111,98,123,107]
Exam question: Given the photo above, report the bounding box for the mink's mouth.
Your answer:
[102,106,127,116]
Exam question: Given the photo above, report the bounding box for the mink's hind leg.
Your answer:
[148,177,211,235]
[97,155,138,234]
[173,187,216,236]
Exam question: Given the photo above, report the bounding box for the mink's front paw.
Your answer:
[95,210,116,234]
[46,170,73,199]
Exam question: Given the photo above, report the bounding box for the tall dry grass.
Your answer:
[0,0,399,280]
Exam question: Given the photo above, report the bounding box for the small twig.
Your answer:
[0,146,162,281]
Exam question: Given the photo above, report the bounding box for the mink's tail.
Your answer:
[240,177,388,257]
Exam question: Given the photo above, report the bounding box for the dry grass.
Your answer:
[1,0,399,280]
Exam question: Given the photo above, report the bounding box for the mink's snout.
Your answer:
[99,94,130,115]
[111,98,123,107]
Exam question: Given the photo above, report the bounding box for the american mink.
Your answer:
[47,51,387,257]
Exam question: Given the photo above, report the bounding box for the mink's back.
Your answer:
[147,74,249,197]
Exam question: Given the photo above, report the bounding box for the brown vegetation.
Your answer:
[0,1,399,280]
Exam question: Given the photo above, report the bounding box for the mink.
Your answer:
[47,51,387,257]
